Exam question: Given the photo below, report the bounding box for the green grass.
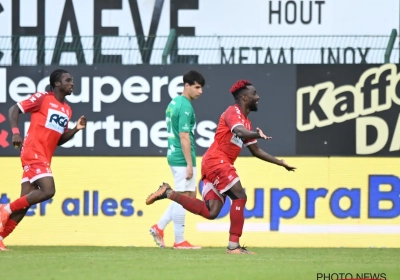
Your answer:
[1,247,399,280]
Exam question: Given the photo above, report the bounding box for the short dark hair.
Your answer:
[47,69,69,90]
[229,80,252,100]
[183,70,205,87]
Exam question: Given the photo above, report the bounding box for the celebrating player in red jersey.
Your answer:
[146,79,296,254]
[0,69,87,251]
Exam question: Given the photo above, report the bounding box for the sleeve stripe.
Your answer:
[230,123,244,132]
[244,140,257,146]
[17,102,25,114]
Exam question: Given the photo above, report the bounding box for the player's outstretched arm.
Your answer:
[232,126,272,140]
[8,104,23,149]
[58,116,87,146]
[247,143,296,172]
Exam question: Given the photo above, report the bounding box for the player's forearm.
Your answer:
[233,126,260,140]
[58,127,79,146]
[8,104,21,130]
[251,147,283,166]
[180,135,193,166]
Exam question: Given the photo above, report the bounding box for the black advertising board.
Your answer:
[0,65,297,156]
[296,64,400,156]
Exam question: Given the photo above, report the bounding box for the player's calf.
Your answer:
[146,183,219,220]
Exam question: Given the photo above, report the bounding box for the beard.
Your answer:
[65,87,74,95]
[249,102,258,112]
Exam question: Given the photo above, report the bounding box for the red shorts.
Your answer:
[201,163,240,204]
[21,162,53,184]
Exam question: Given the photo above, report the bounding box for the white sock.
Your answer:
[4,204,11,214]
[228,241,239,249]
[157,203,174,230]
[172,202,186,244]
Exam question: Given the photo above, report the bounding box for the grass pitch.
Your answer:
[1,247,399,280]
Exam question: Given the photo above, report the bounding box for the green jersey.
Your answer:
[166,95,196,167]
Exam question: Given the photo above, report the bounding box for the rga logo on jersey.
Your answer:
[45,109,69,134]
[296,64,400,155]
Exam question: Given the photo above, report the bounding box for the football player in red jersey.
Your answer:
[146,80,296,254]
[0,69,87,251]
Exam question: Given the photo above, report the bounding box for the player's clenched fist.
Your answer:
[12,133,23,149]
[76,116,87,130]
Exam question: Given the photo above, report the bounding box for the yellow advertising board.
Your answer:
[0,157,399,247]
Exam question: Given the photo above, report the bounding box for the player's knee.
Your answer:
[205,200,220,220]
[226,189,247,200]
[43,187,56,199]
[208,210,219,220]
[235,192,247,200]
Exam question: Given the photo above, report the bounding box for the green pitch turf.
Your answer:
[1,247,399,280]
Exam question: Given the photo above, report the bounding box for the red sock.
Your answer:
[10,196,30,212]
[229,199,247,242]
[169,192,211,219]
[0,219,18,239]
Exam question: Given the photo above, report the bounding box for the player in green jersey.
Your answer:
[150,70,205,249]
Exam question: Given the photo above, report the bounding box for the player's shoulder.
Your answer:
[19,91,54,108]
[35,91,53,97]
[173,95,185,102]
[225,104,239,113]
[176,96,193,109]
[177,95,192,106]
[36,91,59,105]
[167,95,182,107]
[25,91,53,101]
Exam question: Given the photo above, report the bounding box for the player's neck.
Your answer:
[236,103,250,117]
[53,90,66,103]
[182,91,192,101]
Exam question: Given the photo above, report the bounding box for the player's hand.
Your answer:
[76,116,87,130]
[12,133,23,150]
[186,164,193,180]
[256,127,272,140]
[280,159,296,172]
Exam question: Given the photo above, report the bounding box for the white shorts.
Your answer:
[170,166,197,192]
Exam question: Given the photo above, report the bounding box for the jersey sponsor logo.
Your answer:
[49,103,58,108]
[182,124,189,131]
[230,134,243,148]
[45,109,69,134]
